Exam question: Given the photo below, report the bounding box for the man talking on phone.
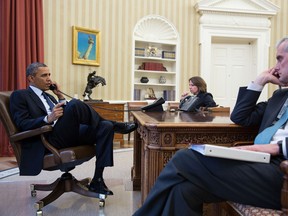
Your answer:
[10,62,137,196]
[133,37,288,215]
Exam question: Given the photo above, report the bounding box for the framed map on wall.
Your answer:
[72,26,100,66]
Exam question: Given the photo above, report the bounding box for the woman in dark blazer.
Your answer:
[179,76,217,111]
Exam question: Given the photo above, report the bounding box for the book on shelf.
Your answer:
[189,144,270,163]
[135,48,145,57]
[134,89,141,100]
[163,90,175,101]
[138,62,167,71]
[162,51,176,59]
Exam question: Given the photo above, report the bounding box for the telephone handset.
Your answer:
[49,84,57,90]
[179,95,199,112]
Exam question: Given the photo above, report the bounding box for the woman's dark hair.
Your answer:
[26,62,47,77]
[189,76,207,93]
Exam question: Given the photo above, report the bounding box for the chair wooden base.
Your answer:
[31,172,107,215]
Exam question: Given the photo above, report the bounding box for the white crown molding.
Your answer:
[195,0,279,17]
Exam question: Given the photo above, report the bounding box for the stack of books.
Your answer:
[162,51,176,59]
[135,48,145,57]
[134,89,141,100]
[138,62,167,71]
[163,90,175,101]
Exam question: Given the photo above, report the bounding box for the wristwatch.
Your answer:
[277,140,283,155]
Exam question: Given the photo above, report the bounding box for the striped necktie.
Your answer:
[42,92,55,111]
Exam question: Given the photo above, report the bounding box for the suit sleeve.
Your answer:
[230,87,267,127]
[10,90,48,131]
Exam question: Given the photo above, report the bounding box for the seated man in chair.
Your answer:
[10,62,137,196]
[133,37,288,215]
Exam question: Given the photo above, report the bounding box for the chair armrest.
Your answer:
[280,160,288,214]
[10,125,53,142]
[280,160,288,174]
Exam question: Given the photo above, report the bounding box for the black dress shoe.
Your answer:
[114,122,138,134]
[89,178,114,195]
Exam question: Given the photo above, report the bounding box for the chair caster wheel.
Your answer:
[99,199,105,207]
[36,210,43,216]
[31,190,37,197]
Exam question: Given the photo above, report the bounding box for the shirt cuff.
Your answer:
[59,99,67,106]
[283,139,287,159]
[43,115,48,123]
[247,81,264,92]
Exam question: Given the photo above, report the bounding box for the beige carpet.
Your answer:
[0,148,141,216]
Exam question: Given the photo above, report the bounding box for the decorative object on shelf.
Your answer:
[140,77,149,83]
[135,47,145,57]
[159,76,166,84]
[72,26,100,66]
[145,88,157,100]
[138,62,167,71]
[162,51,176,59]
[145,46,158,57]
[83,70,106,101]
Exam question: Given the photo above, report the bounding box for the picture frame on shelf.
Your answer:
[72,26,100,66]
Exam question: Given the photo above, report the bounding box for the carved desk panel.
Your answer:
[131,111,258,204]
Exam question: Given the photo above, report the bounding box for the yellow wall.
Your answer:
[43,0,288,100]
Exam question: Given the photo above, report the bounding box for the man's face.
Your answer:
[275,41,288,85]
[28,67,52,91]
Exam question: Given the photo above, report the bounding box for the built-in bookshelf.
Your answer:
[132,15,180,101]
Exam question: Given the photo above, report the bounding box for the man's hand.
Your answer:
[47,102,65,123]
[50,82,65,100]
[254,67,288,87]
[233,143,280,156]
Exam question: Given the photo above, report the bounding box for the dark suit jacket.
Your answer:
[10,87,58,175]
[231,87,288,133]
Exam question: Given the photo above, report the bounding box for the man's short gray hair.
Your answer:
[26,62,47,77]
[276,37,288,52]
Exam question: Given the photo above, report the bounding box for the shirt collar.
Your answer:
[29,86,43,97]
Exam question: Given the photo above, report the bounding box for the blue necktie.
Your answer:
[254,108,288,144]
[42,92,55,111]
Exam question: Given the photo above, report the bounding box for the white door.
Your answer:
[210,43,256,111]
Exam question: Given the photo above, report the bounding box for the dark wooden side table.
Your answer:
[85,101,125,146]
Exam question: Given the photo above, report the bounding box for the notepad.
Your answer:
[189,144,270,163]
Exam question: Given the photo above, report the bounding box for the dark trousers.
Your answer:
[48,99,114,168]
[133,149,284,216]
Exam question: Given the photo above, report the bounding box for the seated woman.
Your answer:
[179,76,217,111]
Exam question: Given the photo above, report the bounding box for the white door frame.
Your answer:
[200,28,270,101]
[195,0,279,103]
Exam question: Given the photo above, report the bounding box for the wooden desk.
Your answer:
[131,111,258,203]
[85,101,125,146]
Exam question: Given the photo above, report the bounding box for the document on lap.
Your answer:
[189,144,270,163]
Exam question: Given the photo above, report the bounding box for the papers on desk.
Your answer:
[189,144,270,163]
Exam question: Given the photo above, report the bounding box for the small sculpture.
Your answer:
[144,88,157,100]
[83,71,106,101]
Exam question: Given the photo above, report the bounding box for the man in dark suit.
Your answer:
[133,37,288,216]
[10,62,137,196]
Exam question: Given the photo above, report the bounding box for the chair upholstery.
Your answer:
[167,101,180,111]
[127,101,148,141]
[0,91,106,215]
[216,141,288,216]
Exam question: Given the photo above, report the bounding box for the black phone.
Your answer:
[49,84,57,90]
[179,95,199,112]
[141,97,165,112]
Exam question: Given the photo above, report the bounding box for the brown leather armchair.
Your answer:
[0,91,106,216]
